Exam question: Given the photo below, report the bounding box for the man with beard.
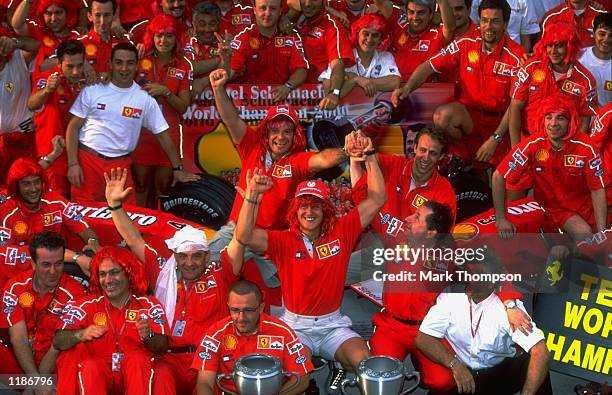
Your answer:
[192,280,313,395]
[208,68,347,288]
[393,0,525,169]
[0,158,98,287]
[1,232,86,377]
[228,0,308,101]
[53,246,170,394]
[578,12,612,106]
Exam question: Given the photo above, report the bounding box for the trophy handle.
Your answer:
[399,370,421,395]
[280,371,301,394]
[216,373,238,395]
[340,377,357,395]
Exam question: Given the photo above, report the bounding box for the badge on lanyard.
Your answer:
[111,352,124,372]
[172,320,186,337]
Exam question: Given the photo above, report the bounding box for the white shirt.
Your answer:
[470,0,540,44]
[420,292,544,370]
[70,82,169,157]
[579,47,612,107]
[0,50,34,134]
[319,49,400,80]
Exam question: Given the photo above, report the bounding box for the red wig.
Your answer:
[6,158,48,200]
[535,94,580,140]
[143,14,185,55]
[89,246,148,296]
[534,21,583,65]
[350,14,390,51]
[34,0,78,29]
[257,109,306,154]
[287,195,338,237]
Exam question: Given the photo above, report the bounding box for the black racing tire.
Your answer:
[160,174,236,230]
[450,174,493,223]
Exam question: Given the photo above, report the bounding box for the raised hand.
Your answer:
[209,68,228,89]
[104,167,133,206]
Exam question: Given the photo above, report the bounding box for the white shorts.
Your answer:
[280,309,361,361]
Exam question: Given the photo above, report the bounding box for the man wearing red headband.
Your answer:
[0,29,38,185]
[234,132,386,392]
[209,68,348,288]
[53,246,170,395]
[11,0,80,77]
[509,21,598,142]
[228,0,308,102]
[542,0,608,47]
[493,95,608,242]
[0,158,98,287]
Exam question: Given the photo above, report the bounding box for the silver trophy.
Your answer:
[340,356,420,395]
[216,353,301,395]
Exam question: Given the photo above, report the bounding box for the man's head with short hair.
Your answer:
[406,0,436,34]
[448,0,472,31]
[593,12,611,58]
[404,201,454,246]
[157,0,186,18]
[228,281,264,334]
[477,0,509,46]
[478,0,510,23]
[192,1,221,44]
[29,231,66,292]
[413,127,446,178]
[88,0,116,39]
[56,39,85,84]
[300,0,326,20]
[254,0,282,30]
[110,42,139,88]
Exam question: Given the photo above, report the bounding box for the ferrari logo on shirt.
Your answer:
[535,149,549,162]
[467,50,479,64]
[605,80,612,91]
[249,37,259,49]
[315,239,340,260]
[168,67,185,80]
[126,310,139,322]
[564,155,578,167]
[232,14,251,24]
[275,37,285,47]
[48,299,64,315]
[4,82,14,93]
[85,44,97,56]
[532,69,546,83]
[13,221,28,236]
[122,107,142,119]
[42,211,62,226]
[18,292,34,308]
[93,312,107,326]
[272,164,292,178]
[223,334,237,351]
[562,80,582,96]
[411,194,428,208]
[493,61,514,76]
[195,282,207,293]
[258,336,284,350]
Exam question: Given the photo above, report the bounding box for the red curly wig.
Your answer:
[89,246,148,296]
[350,14,390,51]
[257,110,307,155]
[6,158,48,201]
[34,0,78,30]
[143,13,185,55]
[534,21,583,65]
[535,94,580,140]
[287,195,338,237]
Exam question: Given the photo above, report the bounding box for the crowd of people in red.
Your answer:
[0,0,610,394]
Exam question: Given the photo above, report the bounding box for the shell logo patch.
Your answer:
[398,33,407,46]
[452,223,479,241]
[19,292,34,308]
[535,149,549,162]
[42,36,55,47]
[140,59,152,71]
[93,312,107,326]
[249,37,259,49]
[532,69,546,83]
[223,334,237,351]
[85,44,97,56]
[13,221,28,236]
[467,50,479,64]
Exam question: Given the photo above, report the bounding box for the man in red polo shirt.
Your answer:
[53,246,170,395]
[192,280,313,395]
[29,39,85,197]
[351,127,456,247]
[542,0,608,47]
[104,167,242,393]
[208,68,348,287]
[1,231,85,375]
[589,102,611,225]
[493,95,608,241]
[229,0,308,102]
[509,21,598,142]
[297,0,354,109]
[393,0,525,168]
[235,132,386,392]
[388,0,455,81]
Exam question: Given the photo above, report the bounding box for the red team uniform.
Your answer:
[541,1,608,47]
[77,29,129,74]
[218,3,254,38]
[191,312,314,394]
[429,33,525,165]
[26,21,79,79]
[229,26,308,84]
[590,103,612,211]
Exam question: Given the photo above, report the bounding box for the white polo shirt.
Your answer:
[0,50,34,134]
[579,47,612,107]
[470,0,540,44]
[319,49,400,80]
[420,292,544,370]
[69,81,169,157]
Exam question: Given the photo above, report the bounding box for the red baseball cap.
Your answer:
[264,105,299,126]
[295,180,330,200]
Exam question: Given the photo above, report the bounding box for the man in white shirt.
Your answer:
[416,252,552,395]
[65,42,198,203]
[578,12,611,107]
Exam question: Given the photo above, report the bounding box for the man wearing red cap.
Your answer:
[208,67,348,288]
[509,21,598,142]
[53,246,170,395]
[1,231,86,376]
[0,158,98,287]
[541,0,607,47]
[493,95,608,242]
[235,132,386,391]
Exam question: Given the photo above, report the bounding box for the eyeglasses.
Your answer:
[229,306,260,314]
[99,268,124,278]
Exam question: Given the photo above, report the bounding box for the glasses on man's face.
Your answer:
[229,305,260,315]
[99,268,124,278]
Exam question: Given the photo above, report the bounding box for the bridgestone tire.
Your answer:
[451,174,493,223]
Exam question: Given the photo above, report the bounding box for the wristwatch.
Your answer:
[504,299,518,310]
[331,88,340,97]
[72,252,83,263]
[172,164,184,171]
[492,132,502,143]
